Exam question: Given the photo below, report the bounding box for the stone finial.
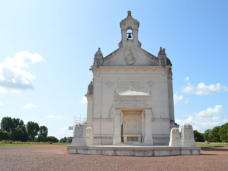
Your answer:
[128,10,131,17]
[93,48,103,67]
[181,123,196,147]
[158,47,167,66]
[158,47,167,57]
[87,81,93,95]
[95,48,103,57]
[169,127,181,147]
[120,11,139,30]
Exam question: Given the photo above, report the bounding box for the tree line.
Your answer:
[0,117,59,142]
[194,122,228,142]
[2,116,227,143]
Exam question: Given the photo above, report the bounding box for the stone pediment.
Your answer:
[91,11,172,68]
[102,47,159,66]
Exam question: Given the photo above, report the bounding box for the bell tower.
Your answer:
[119,11,141,48]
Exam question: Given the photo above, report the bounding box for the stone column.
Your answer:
[168,69,175,125]
[133,30,138,46]
[141,111,145,142]
[86,95,93,126]
[86,127,93,145]
[121,30,126,46]
[144,109,153,145]
[113,109,121,145]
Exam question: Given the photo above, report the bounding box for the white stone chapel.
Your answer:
[74,11,179,146]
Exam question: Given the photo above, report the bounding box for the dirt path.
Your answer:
[0,145,228,171]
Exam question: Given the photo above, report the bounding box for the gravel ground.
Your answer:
[0,145,228,171]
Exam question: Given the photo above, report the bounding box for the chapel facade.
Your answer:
[85,11,177,145]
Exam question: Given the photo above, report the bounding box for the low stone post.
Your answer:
[169,127,181,147]
[72,124,87,146]
[181,123,196,147]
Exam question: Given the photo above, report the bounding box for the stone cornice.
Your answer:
[90,66,171,72]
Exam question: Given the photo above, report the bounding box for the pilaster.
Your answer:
[113,109,121,144]
[144,109,153,145]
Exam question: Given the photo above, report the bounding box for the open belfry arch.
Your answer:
[84,11,177,146]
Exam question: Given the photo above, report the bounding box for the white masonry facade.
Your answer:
[82,11,178,146]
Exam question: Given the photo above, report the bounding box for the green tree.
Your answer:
[39,126,48,138]
[59,137,67,143]
[1,117,28,141]
[209,126,221,142]
[203,129,211,142]
[26,121,39,141]
[46,136,59,143]
[1,117,14,132]
[12,118,25,129]
[36,134,46,142]
[0,129,9,140]
[11,127,28,141]
[193,130,204,142]
[219,123,228,142]
[59,137,72,143]
[11,118,27,141]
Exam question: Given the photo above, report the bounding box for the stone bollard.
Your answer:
[181,123,196,147]
[71,124,87,146]
[169,127,181,147]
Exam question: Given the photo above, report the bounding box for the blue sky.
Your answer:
[0,0,227,138]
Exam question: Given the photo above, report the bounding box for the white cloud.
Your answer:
[0,51,43,93]
[23,103,37,109]
[182,82,228,95]
[196,82,227,95]
[80,96,87,104]
[173,93,184,104]
[47,115,62,119]
[0,102,3,107]
[185,76,190,81]
[182,83,194,94]
[176,105,227,132]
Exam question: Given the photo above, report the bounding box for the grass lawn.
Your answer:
[0,141,69,146]
[1,141,228,147]
[197,142,228,147]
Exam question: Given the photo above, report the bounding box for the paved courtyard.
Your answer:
[0,145,228,171]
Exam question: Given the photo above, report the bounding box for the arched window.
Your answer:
[126,29,133,40]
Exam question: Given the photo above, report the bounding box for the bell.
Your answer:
[127,33,132,39]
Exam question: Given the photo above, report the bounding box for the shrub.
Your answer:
[46,136,58,143]
[59,137,72,143]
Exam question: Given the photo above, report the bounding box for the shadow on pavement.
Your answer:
[201,147,228,151]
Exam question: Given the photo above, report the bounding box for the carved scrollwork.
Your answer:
[124,49,136,65]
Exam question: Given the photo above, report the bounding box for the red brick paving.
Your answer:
[0,145,228,171]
